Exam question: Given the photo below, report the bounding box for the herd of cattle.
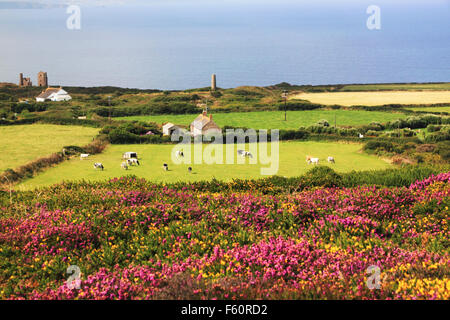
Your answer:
[83,150,336,172]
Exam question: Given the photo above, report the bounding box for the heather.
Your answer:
[0,172,448,300]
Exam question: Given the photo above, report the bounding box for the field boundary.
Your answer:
[0,138,109,188]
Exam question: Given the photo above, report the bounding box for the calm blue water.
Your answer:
[0,1,449,90]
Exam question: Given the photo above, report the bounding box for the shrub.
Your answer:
[279,129,309,141]
[436,141,450,161]
[341,166,441,187]
[298,166,343,189]
[416,144,436,153]
[427,124,441,132]
[366,130,380,137]
[277,101,322,111]
[363,139,396,153]
[424,132,450,143]
[316,119,330,127]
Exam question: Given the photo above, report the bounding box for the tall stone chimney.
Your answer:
[19,73,23,86]
[211,74,217,91]
[37,71,48,87]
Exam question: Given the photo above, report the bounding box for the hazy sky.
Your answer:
[0,0,448,88]
[0,0,449,7]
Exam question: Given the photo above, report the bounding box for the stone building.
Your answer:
[36,87,72,102]
[190,111,222,137]
[19,73,32,87]
[37,71,48,87]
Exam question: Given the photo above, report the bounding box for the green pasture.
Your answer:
[0,124,99,173]
[17,141,391,190]
[116,110,407,130]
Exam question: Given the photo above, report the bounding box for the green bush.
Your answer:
[366,130,380,137]
[341,166,442,187]
[316,119,330,127]
[298,166,343,189]
[427,124,442,132]
[424,132,450,143]
[363,139,396,153]
[277,101,322,111]
[436,141,450,161]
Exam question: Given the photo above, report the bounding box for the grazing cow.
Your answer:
[127,158,140,166]
[94,163,104,170]
[176,151,184,158]
[80,154,90,160]
[327,156,335,164]
[188,167,192,173]
[306,156,319,165]
[163,163,168,171]
[121,162,128,170]
[237,150,253,158]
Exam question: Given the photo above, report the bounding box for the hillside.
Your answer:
[0,171,448,299]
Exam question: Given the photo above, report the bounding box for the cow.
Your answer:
[306,156,319,165]
[327,156,335,164]
[127,158,140,166]
[80,154,90,160]
[188,167,192,173]
[163,163,168,171]
[237,150,253,158]
[176,151,184,158]
[121,162,128,170]
[94,163,104,170]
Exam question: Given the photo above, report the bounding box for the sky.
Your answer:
[0,0,448,89]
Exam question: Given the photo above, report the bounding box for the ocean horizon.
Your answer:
[0,0,449,90]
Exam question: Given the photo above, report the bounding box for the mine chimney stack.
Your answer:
[211,74,217,91]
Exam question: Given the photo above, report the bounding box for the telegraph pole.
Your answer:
[282,90,288,121]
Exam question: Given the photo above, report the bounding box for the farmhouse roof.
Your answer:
[163,122,177,129]
[191,111,220,130]
[36,87,63,99]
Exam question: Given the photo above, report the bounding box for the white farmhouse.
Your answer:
[162,122,183,136]
[36,87,72,102]
[190,111,222,137]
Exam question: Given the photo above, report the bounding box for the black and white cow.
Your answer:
[127,158,140,166]
[176,151,184,158]
[237,150,253,158]
[94,163,104,170]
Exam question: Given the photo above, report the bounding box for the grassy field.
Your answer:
[116,110,407,129]
[291,91,450,106]
[0,124,99,173]
[405,106,450,113]
[17,141,391,190]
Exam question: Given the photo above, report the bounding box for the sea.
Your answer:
[0,0,449,90]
